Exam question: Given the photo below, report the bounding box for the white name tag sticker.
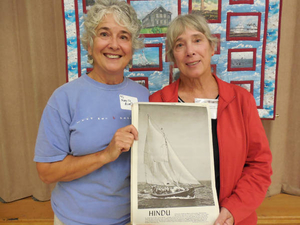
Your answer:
[195,98,218,119]
[119,94,138,110]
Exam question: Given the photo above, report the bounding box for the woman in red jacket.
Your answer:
[150,12,272,225]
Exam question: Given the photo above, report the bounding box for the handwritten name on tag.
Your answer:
[119,94,138,110]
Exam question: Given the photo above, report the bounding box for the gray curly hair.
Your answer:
[81,0,143,65]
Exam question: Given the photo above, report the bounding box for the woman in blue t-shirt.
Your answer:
[34,0,149,224]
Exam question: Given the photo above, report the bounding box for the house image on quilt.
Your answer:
[142,6,172,28]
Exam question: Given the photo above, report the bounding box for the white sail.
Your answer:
[140,50,150,65]
[144,116,200,186]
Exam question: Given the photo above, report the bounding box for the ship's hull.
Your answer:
[151,187,195,198]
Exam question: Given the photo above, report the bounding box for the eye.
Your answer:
[99,32,109,37]
[120,35,129,40]
[175,43,183,49]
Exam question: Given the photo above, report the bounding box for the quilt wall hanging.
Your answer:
[62,0,282,119]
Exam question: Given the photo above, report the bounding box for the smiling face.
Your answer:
[173,28,214,80]
[88,14,133,79]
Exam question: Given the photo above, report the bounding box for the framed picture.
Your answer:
[230,80,254,94]
[228,48,256,71]
[130,43,163,71]
[227,12,261,41]
[212,34,221,54]
[189,0,222,23]
[127,0,181,37]
[169,64,180,84]
[229,0,254,4]
[82,0,95,14]
[129,77,149,89]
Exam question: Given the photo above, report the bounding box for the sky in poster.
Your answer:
[136,104,212,182]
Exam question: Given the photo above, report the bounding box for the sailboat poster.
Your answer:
[131,103,219,225]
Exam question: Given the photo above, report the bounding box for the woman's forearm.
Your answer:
[36,151,110,184]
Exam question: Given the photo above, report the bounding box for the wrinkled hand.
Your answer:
[104,125,138,162]
[214,207,234,225]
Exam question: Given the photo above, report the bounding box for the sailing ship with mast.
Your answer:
[133,49,157,69]
[143,115,202,198]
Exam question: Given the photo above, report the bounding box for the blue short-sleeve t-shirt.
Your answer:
[34,75,149,225]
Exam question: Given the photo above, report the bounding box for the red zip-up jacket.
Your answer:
[150,75,272,224]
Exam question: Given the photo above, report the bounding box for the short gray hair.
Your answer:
[81,0,143,64]
[166,11,218,63]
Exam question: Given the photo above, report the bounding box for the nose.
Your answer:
[108,36,119,50]
[186,43,195,57]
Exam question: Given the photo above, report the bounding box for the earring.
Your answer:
[128,59,133,69]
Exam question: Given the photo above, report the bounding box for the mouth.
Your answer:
[104,53,121,59]
[186,60,200,66]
